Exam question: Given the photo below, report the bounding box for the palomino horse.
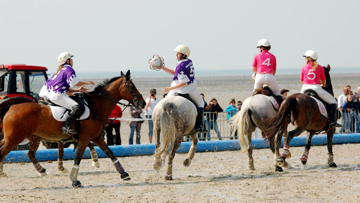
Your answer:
[0,70,145,187]
[263,65,337,169]
[231,90,287,172]
[152,96,198,180]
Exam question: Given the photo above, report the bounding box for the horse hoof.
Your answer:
[301,159,307,165]
[275,166,283,172]
[165,175,173,180]
[121,172,131,181]
[92,161,100,168]
[329,162,337,168]
[60,168,69,174]
[39,172,47,177]
[247,166,255,171]
[183,158,191,167]
[72,180,83,188]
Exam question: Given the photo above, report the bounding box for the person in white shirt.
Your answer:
[338,87,350,133]
[145,88,161,143]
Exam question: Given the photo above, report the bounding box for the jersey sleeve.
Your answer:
[319,66,326,81]
[300,67,304,82]
[252,54,258,68]
[272,55,277,71]
[66,68,79,87]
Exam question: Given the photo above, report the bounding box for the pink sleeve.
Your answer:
[273,55,277,71]
[319,66,325,81]
[300,67,304,81]
[252,54,258,67]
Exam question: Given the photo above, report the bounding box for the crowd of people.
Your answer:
[337,85,360,133]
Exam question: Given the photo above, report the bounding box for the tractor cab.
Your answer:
[0,64,48,102]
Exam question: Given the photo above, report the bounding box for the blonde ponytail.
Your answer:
[311,60,318,71]
[54,65,64,76]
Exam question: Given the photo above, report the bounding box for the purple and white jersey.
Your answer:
[45,65,79,96]
[173,59,195,85]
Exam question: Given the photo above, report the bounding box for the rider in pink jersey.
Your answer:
[252,39,283,101]
[300,50,340,127]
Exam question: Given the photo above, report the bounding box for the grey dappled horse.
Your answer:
[152,96,198,180]
[231,94,287,172]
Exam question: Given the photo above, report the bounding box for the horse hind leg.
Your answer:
[27,136,47,176]
[88,142,100,168]
[326,128,337,168]
[300,131,314,167]
[165,137,182,180]
[183,133,198,167]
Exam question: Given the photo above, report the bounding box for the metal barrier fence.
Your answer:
[338,109,360,134]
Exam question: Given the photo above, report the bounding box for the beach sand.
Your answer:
[1,72,360,202]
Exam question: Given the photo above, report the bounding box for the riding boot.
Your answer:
[276,95,284,106]
[329,103,341,127]
[61,105,82,135]
[195,107,207,133]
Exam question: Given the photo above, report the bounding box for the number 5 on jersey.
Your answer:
[262,58,271,66]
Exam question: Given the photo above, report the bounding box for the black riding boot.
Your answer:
[329,103,341,127]
[276,95,284,106]
[61,105,82,134]
[195,107,207,133]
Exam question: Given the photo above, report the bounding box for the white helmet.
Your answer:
[303,50,318,60]
[58,52,74,65]
[148,54,165,71]
[174,45,190,57]
[257,39,271,48]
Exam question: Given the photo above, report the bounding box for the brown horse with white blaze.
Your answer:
[262,65,337,169]
[0,70,145,187]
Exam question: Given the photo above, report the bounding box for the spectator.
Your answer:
[354,86,360,99]
[225,98,239,140]
[237,101,242,110]
[342,95,356,133]
[338,87,350,133]
[205,98,223,141]
[281,89,289,98]
[105,105,122,145]
[145,88,161,144]
[129,105,143,145]
[197,93,208,141]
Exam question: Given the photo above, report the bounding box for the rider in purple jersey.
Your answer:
[160,45,207,133]
[41,52,94,134]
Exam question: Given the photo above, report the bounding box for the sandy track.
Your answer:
[1,143,360,202]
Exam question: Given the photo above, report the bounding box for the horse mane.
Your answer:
[88,76,122,96]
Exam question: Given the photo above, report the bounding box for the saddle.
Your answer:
[253,86,283,107]
[304,89,329,118]
[174,93,197,108]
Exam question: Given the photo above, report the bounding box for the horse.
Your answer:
[262,65,338,169]
[152,96,198,180]
[0,70,145,188]
[230,88,287,172]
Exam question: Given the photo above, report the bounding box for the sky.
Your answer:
[0,0,359,74]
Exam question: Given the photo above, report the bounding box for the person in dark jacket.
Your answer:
[129,105,143,145]
[205,98,223,141]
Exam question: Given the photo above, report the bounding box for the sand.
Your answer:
[1,72,360,202]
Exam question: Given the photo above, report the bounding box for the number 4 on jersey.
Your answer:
[262,58,271,66]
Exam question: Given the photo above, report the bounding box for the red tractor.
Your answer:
[0,64,71,150]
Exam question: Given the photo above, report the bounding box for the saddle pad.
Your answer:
[310,96,328,118]
[49,105,90,122]
[258,95,279,110]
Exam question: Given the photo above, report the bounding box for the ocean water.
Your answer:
[76,67,360,79]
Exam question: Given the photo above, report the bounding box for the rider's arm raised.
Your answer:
[161,66,176,75]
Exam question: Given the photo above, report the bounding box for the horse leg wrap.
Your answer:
[90,149,99,162]
[33,162,46,173]
[300,149,309,164]
[188,145,197,160]
[112,159,125,174]
[70,165,79,181]
[281,145,291,158]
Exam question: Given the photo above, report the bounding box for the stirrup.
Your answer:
[329,122,341,128]
[61,126,77,135]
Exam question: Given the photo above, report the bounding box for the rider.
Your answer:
[252,39,283,102]
[301,50,341,127]
[160,45,207,133]
[44,52,95,134]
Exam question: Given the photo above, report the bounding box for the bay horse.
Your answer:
[231,89,287,172]
[263,65,338,169]
[0,70,145,187]
[152,96,198,180]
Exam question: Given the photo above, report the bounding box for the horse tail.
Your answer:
[231,106,253,153]
[154,102,176,160]
[263,96,295,139]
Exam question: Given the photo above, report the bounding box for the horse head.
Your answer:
[120,70,145,109]
[323,64,334,96]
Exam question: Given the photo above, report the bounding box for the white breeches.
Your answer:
[48,93,79,110]
[301,84,336,104]
[168,82,204,108]
[253,74,280,95]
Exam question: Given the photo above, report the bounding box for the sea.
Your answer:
[76,67,360,79]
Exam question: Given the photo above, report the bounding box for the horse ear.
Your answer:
[121,71,124,76]
[327,64,331,71]
[126,70,131,80]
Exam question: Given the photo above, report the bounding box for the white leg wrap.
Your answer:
[70,165,80,181]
